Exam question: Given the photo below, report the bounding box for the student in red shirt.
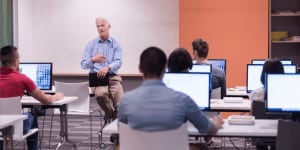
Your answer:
[0,45,64,150]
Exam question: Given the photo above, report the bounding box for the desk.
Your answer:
[21,96,78,149]
[0,115,27,150]
[42,86,94,96]
[210,99,251,112]
[102,119,278,138]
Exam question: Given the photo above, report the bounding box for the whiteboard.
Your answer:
[14,0,179,74]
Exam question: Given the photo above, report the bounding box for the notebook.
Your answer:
[89,72,109,87]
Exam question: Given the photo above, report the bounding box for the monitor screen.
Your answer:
[163,73,211,110]
[252,59,292,65]
[283,64,297,73]
[266,74,300,112]
[247,64,297,93]
[18,62,53,90]
[207,59,226,73]
[189,64,212,73]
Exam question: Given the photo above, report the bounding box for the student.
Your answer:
[118,46,223,150]
[0,45,64,150]
[192,38,226,98]
[249,58,284,102]
[249,58,284,150]
[167,48,193,72]
[81,16,123,120]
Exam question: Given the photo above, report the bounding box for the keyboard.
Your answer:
[228,115,255,125]
[223,97,243,103]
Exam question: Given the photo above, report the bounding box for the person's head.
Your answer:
[139,47,167,79]
[167,48,193,73]
[192,38,209,59]
[260,58,284,85]
[95,17,111,41]
[0,45,19,68]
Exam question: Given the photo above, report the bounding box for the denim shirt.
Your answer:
[81,36,122,74]
[118,79,212,134]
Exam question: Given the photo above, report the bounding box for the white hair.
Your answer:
[95,16,110,25]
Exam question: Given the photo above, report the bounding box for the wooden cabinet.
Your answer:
[269,0,300,70]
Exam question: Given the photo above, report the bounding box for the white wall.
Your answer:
[15,0,179,74]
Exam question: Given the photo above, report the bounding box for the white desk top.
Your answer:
[0,115,27,129]
[21,96,78,106]
[103,119,278,138]
[210,99,251,111]
[188,119,277,137]
[42,86,93,95]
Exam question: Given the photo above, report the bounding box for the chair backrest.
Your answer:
[251,100,267,119]
[251,101,292,120]
[54,81,90,115]
[0,96,23,138]
[276,120,300,150]
[118,122,188,150]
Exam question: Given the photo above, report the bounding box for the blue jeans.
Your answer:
[0,112,38,150]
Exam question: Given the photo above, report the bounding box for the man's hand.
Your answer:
[92,53,107,63]
[97,66,110,79]
[212,115,224,130]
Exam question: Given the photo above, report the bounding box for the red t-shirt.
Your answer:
[0,67,37,98]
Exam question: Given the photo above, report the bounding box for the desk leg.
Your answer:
[1,126,14,150]
[55,105,77,150]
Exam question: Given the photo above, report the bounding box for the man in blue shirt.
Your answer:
[118,46,223,134]
[81,17,123,120]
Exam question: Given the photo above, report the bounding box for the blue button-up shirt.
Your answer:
[118,79,212,134]
[81,36,122,74]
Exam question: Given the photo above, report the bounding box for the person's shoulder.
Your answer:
[212,66,225,76]
[109,37,121,46]
[250,87,265,101]
[120,87,142,101]
[87,37,100,45]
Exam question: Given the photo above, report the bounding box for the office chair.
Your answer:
[43,81,100,149]
[276,120,300,150]
[118,122,188,150]
[0,96,39,149]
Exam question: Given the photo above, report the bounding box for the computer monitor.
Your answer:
[163,72,211,110]
[252,59,292,65]
[207,59,226,73]
[189,64,212,73]
[283,64,297,73]
[266,74,300,113]
[18,62,53,90]
[246,64,297,93]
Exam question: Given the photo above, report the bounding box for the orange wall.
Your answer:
[179,0,269,87]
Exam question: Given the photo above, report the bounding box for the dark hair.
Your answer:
[192,38,209,58]
[260,58,284,85]
[167,48,193,73]
[139,47,167,77]
[0,45,18,66]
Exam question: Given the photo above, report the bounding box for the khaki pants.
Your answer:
[92,75,123,119]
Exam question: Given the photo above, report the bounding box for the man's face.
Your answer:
[96,19,110,40]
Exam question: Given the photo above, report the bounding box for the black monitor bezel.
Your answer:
[19,62,53,90]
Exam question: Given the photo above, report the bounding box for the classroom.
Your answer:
[1,0,300,150]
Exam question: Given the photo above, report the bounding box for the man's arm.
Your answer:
[29,88,64,104]
[207,116,224,135]
[108,40,122,74]
[81,41,95,70]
